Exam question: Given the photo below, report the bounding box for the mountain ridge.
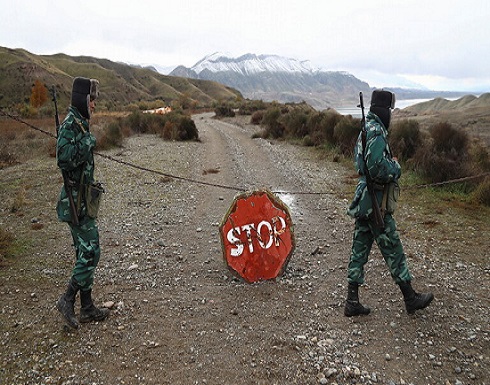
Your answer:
[0,46,241,111]
[170,53,466,109]
[170,53,371,109]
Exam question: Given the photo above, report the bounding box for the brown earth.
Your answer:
[0,113,489,385]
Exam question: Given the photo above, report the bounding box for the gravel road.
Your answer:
[0,112,488,385]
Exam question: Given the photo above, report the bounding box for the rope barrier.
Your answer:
[1,109,488,195]
[95,152,246,193]
[403,173,490,190]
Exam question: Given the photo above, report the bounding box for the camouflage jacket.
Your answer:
[347,111,401,219]
[56,106,96,222]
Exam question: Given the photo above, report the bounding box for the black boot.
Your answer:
[344,282,371,317]
[399,281,434,314]
[57,277,80,329]
[79,289,110,323]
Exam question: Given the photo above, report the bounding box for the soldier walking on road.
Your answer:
[344,89,434,317]
[56,77,109,329]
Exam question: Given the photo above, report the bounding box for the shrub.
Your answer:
[413,144,467,183]
[214,105,235,118]
[127,111,143,133]
[413,122,470,183]
[333,116,360,156]
[0,145,17,169]
[389,119,422,161]
[250,110,264,125]
[114,111,199,142]
[431,122,468,156]
[261,107,284,139]
[162,121,176,140]
[173,115,199,141]
[0,226,15,264]
[238,100,267,115]
[472,177,490,206]
[469,141,490,173]
[282,108,309,138]
[302,135,314,146]
[97,120,124,150]
[19,104,38,118]
[308,110,342,146]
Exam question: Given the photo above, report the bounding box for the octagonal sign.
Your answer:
[219,189,295,283]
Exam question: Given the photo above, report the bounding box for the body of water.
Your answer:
[335,98,459,117]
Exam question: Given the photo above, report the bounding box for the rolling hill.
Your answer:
[401,93,490,114]
[394,93,490,146]
[0,47,241,111]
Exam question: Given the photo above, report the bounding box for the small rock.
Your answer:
[103,301,115,309]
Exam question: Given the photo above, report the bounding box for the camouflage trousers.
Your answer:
[347,214,412,285]
[67,215,101,291]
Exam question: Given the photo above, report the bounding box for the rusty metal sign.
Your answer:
[219,189,295,283]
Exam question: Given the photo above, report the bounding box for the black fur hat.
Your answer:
[371,89,395,109]
[71,77,99,119]
[370,89,395,129]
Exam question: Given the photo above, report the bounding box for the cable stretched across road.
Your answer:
[1,109,488,194]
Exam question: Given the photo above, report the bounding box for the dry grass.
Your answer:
[0,227,15,265]
[0,117,56,166]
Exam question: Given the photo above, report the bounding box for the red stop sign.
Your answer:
[219,190,295,283]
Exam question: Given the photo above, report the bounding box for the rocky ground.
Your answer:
[0,112,488,385]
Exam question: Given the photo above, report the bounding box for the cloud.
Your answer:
[1,0,489,91]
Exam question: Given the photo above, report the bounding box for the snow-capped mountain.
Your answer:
[192,52,319,76]
[170,53,370,109]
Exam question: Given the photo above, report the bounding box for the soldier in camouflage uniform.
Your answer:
[344,89,434,317]
[56,77,109,329]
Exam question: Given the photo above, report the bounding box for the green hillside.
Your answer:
[0,46,242,111]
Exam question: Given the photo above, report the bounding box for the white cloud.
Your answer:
[1,0,489,91]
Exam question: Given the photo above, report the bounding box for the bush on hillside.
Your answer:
[238,100,267,115]
[261,107,284,139]
[282,109,309,138]
[389,119,422,161]
[431,122,468,156]
[250,110,264,125]
[307,110,343,146]
[413,122,470,183]
[0,226,15,264]
[333,115,361,156]
[96,120,124,150]
[171,115,199,141]
[472,177,490,206]
[214,105,235,118]
[469,141,490,173]
[108,111,199,143]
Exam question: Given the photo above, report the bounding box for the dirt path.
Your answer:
[0,113,488,385]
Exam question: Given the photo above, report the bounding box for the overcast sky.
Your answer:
[2,0,489,92]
